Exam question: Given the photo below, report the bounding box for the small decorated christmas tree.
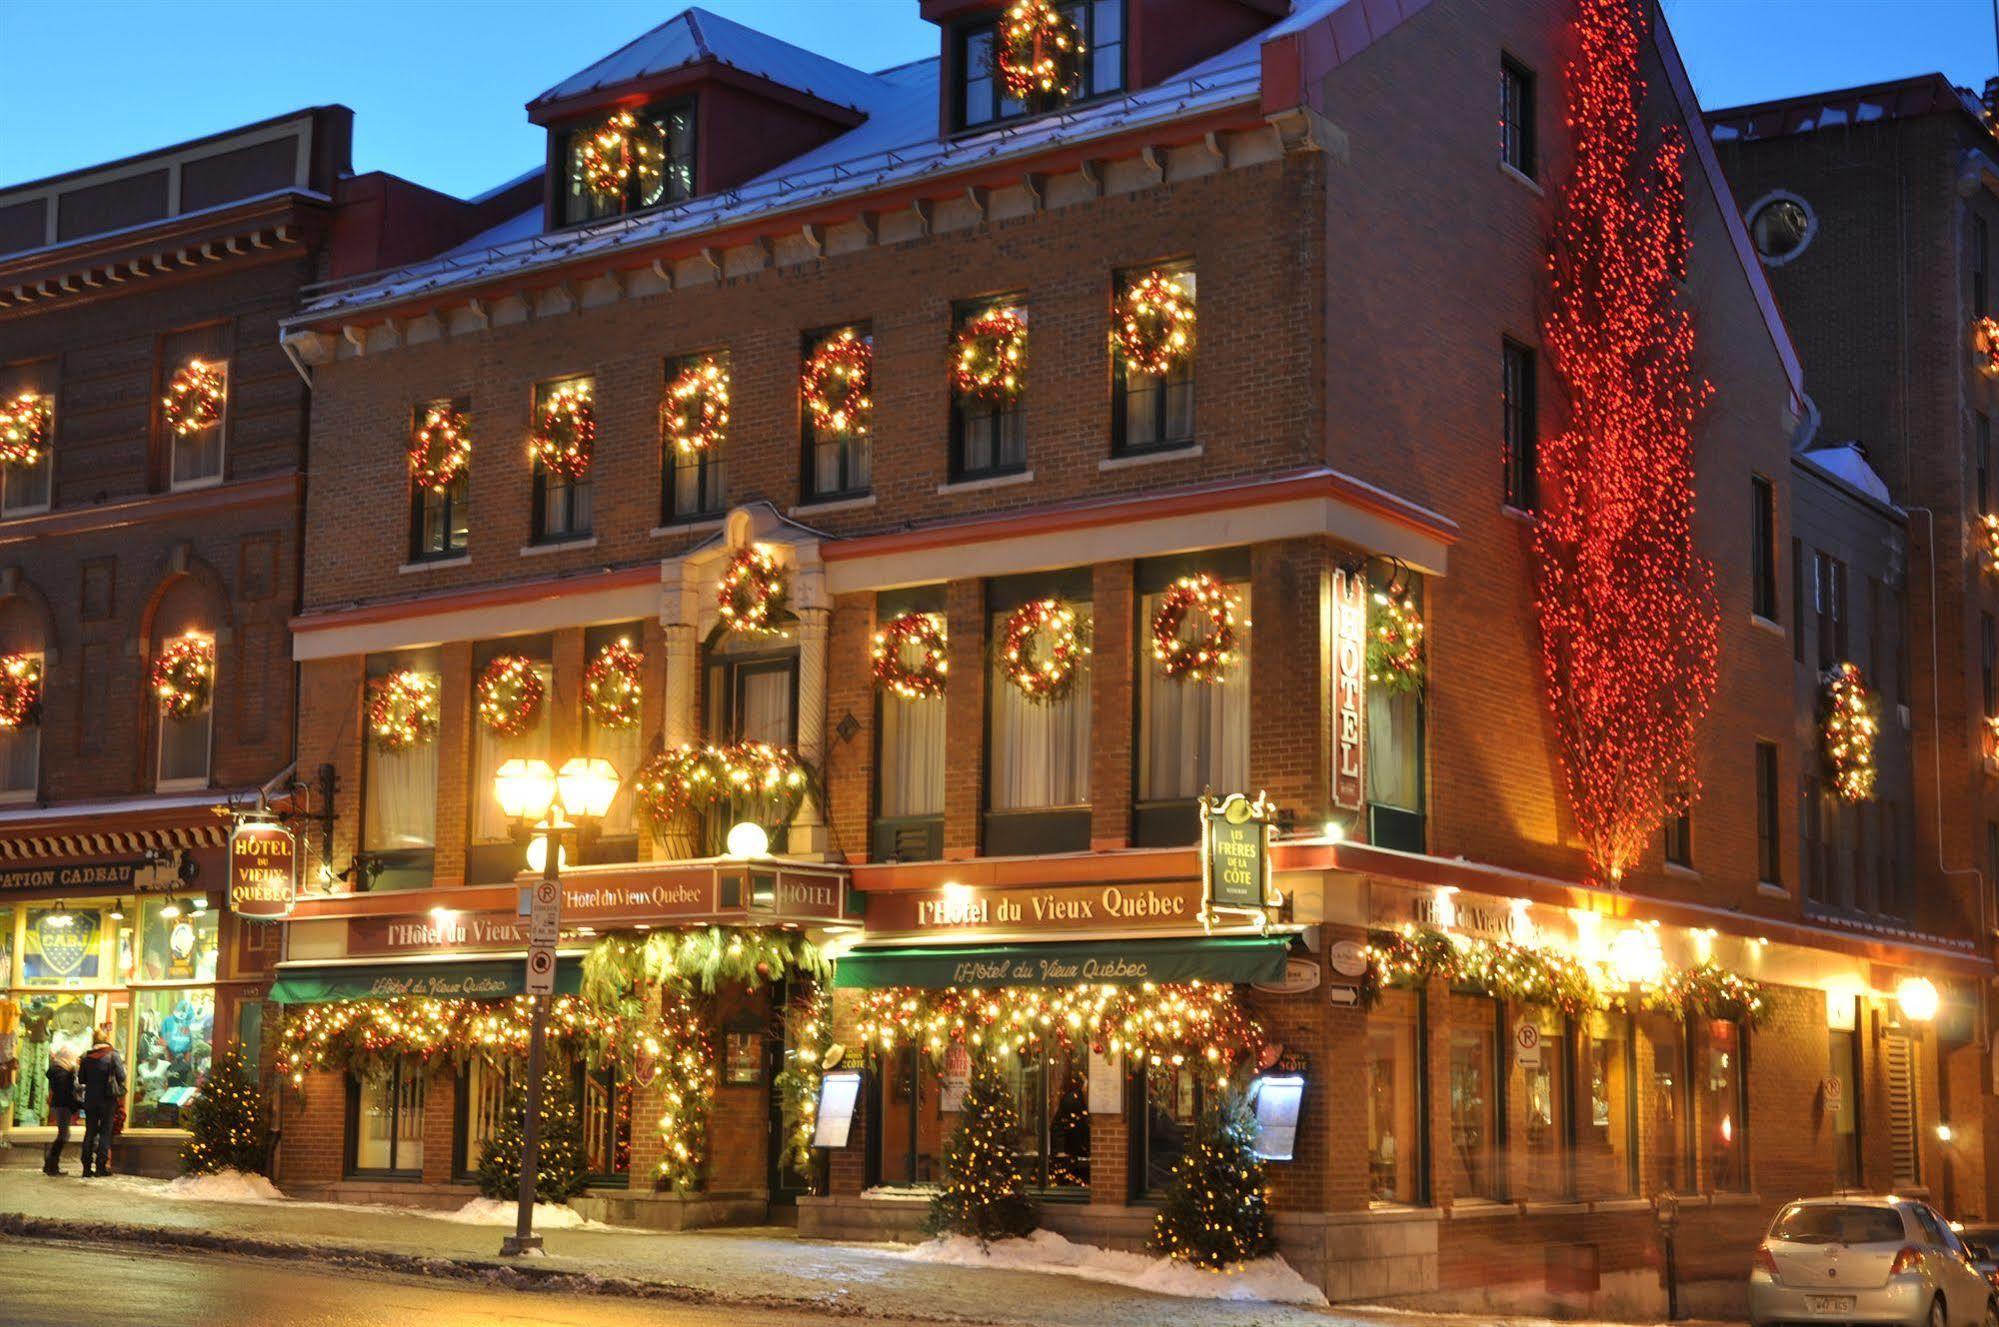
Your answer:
[179,1043,271,1176]
[476,1069,591,1204]
[928,1056,1037,1246]
[1151,1087,1276,1270]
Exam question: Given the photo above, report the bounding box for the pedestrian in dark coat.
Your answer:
[41,1047,81,1176]
[77,1027,125,1178]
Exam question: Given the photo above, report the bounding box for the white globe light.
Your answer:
[1609,927,1665,989]
[1897,976,1940,1023]
[725,821,770,859]
[524,833,568,874]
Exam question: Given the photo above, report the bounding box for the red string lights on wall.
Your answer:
[1532,0,1718,886]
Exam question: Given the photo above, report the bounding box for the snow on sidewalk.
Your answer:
[161,1169,284,1203]
[879,1229,1331,1306]
[95,1171,610,1230]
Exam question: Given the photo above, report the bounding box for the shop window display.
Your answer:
[1580,1010,1636,1196]
[138,900,218,983]
[1366,988,1423,1204]
[995,1040,1089,1192]
[1701,1019,1748,1192]
[1512,1004,1569,1201]
[1139,1060,1198,1196]
[1642,1012,1690,1194]
[1448,995,1501,1200]
[130,988,213,1128]
[10,994,96,1126]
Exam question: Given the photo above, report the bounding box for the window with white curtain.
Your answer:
[1138,585,1249,802]
[988,612,1092,811]
[364,668,439,852]
[879,694,945,818]
[0,648,41,797]
[584,632,643,839]
[156,636,214,789]
[471,660,553,843]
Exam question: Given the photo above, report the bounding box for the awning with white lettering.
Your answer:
[831,935,1289,990]
[270,955,582,1004]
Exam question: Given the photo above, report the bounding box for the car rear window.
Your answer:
[1773,1205,1906,1244]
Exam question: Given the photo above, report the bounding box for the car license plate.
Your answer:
[1805,1294,1856,1313]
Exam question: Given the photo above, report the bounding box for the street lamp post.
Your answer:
[492,755,619,1259]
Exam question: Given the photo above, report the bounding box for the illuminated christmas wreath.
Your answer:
[717,546,786,634]
[367,669,440,753]
[662,357,730,455]
[1975,316,1999,378]
[1367,588,1427,694]
[993,0,1087,102]
[1983,513,1999,572]
[583,639,643,730]
[152,634,214,720]
[949,307,1028,406]
[871,611,948,700]
[1819,661,1878,802]
[408,405,471,492]
[475,654,546,738]
[573,108,661,202]
[1150,574,1241,684]
[0,653,43,730]
[1001,597,1088,702]
[0,393,50,468]
[1111,271,1194,377]
[801,330,872,437]
[632,740,812,829]
[162,360,226,437]
[530,382,595,481]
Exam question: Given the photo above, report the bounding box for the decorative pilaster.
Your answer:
[792,603,831,856]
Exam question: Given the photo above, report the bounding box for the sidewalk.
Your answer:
[0,1170,1733,1327]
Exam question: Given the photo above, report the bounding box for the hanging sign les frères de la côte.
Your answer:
[1201,791,1274,914]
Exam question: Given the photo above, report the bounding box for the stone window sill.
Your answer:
[400,555,469,574]
[938,469,1033,496]
[520,537,598,557]
[1099,444,1201,472]
[790,493,877,517]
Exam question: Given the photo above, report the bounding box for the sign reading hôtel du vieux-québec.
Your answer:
[227,820,298,920]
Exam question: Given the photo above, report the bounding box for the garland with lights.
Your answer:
[1615,960,1768,1026]
[408,404,471,492]
[475,654,545,737]
[992,0,1086,102]
[583,639,643,730]
[1367,587,1426,694]
[530,382,595,481]
[802,330,872,438]
[1984,514,1999,572]
[651,983,716,1192]
[872,610,949,699]
[1150,574,1241,684]
[1975,316,1999,378]
[276,996,623,1086]
[1365,926,1598,1016]
[1532,0,1717,886]
[581,929,829,1004]
[1819,661,1878,802]
[1112,271,1195,377]
[950,307,1028,406]
[152,635,214,719]
[366,668,440,754]
[573,108,660,202]
[0,653,42,730]
[929,1055,1039,1246]
[178,1043,270,1177]
[1000,597,1088,702]
[717,546,787,634]
[162,360,225,437]
[663,356,730,454]
[0,392,50,468]
[773,982,833,1185]
[631,741,813,830]
[1151,1088,1275,1271]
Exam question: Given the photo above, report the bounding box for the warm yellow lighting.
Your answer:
[556,756,620,820]
[725,820,769,859]
[429,906,459,926]
[494,757,557,822]
[1610,926,1665,988]
[1431,886,1459,930]
[1322,820,1344,844]
[1937,1122,1955,1143]
[1897,976,1940,1023]
[524,828,569,875]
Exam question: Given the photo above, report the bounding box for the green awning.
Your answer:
[270,957,582,1004]
[833,935,1289,989]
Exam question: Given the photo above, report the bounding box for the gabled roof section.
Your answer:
[1706,73,1990,145]
[528,7,886,123]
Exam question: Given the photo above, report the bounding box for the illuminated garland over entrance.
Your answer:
[631,741,812,830]
[276,995,624,1086]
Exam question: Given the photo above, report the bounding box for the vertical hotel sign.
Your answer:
[1332,568,1367,810]
[228,820,297,920]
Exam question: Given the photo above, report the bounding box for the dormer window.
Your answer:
[957,0,1124,131]
[556,99,697,228]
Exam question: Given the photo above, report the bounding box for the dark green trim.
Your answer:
[271,956,582,1004]
[833,935,1287,989]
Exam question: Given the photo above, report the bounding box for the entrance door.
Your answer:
[767,983,818,1205]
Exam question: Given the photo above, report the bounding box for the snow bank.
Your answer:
[430,1197,597,1229]
[161,1170,286,1203]
[886,1229,1329,1305]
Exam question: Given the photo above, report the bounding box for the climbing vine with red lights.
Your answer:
[1532,0,1718,885]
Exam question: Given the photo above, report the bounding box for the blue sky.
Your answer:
[0,0,1993,199]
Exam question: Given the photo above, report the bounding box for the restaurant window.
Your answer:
[363,652,440,887]
[1640,1013,1690,1194]
[874,1043,944,1186]
[455,1059,513,1180]
[662,351,727,523]
[1756,741,1781,886]
[1751,475,1777,620]
[1700,1019,1748,1192]
[955,0,1123,130]
[0,392,53,517]
[349,1057,426,1176]
[1136,1059,1198,1198]
[1510,1004,1568,1201]
[1135,553,1249,847]
[1813,551,1847,669]
[801,326,873,503]
[1827,1018,1863,1190]
[1500,55,1536,177]
[873,590,945,863]
[1580,1010,1636,1197]
[0,649,42,797]
[155,633,214,789]
[530,378,593,545]
[997,1041,1090,1193]
[985,573,1092,855]
[1502,339,1537,510]
[408,401,469,561]
[168,359,227,490]
[1367,571,1426,852]
[950,299,1028,481]
[1366,989,1424,1205]
[1111,264,1195,456]
[1449,994,1502,1201]
[555,98,696,228]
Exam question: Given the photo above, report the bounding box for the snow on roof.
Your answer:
[530,6,888,114]
[1801,442,1897,510]
[1705,73,1987,145]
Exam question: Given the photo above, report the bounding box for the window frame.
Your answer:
[799,325,874,504]
[345,1055,426,1179]
[1132,549,1251,847]
[154,634,215,792]
[661,349,729,525]
[1502,338,1538,511]
[1499,54,1537,179]
[1109,263,1196,458]
[1750,475,1777,621]
[951,0,1126,134]
[529,376,595,546]
[1755,741,1782,886]
[0,389,54,518]
[0,646,42,800]
[407,399,470,562]
[871,587,947,863]
[949,297,1029,483]
[166,358,229,493]
[1662,809,1693,870]
[552,95,698,230]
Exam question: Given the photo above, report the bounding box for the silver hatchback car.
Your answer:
[1750,1196,1999,1327]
